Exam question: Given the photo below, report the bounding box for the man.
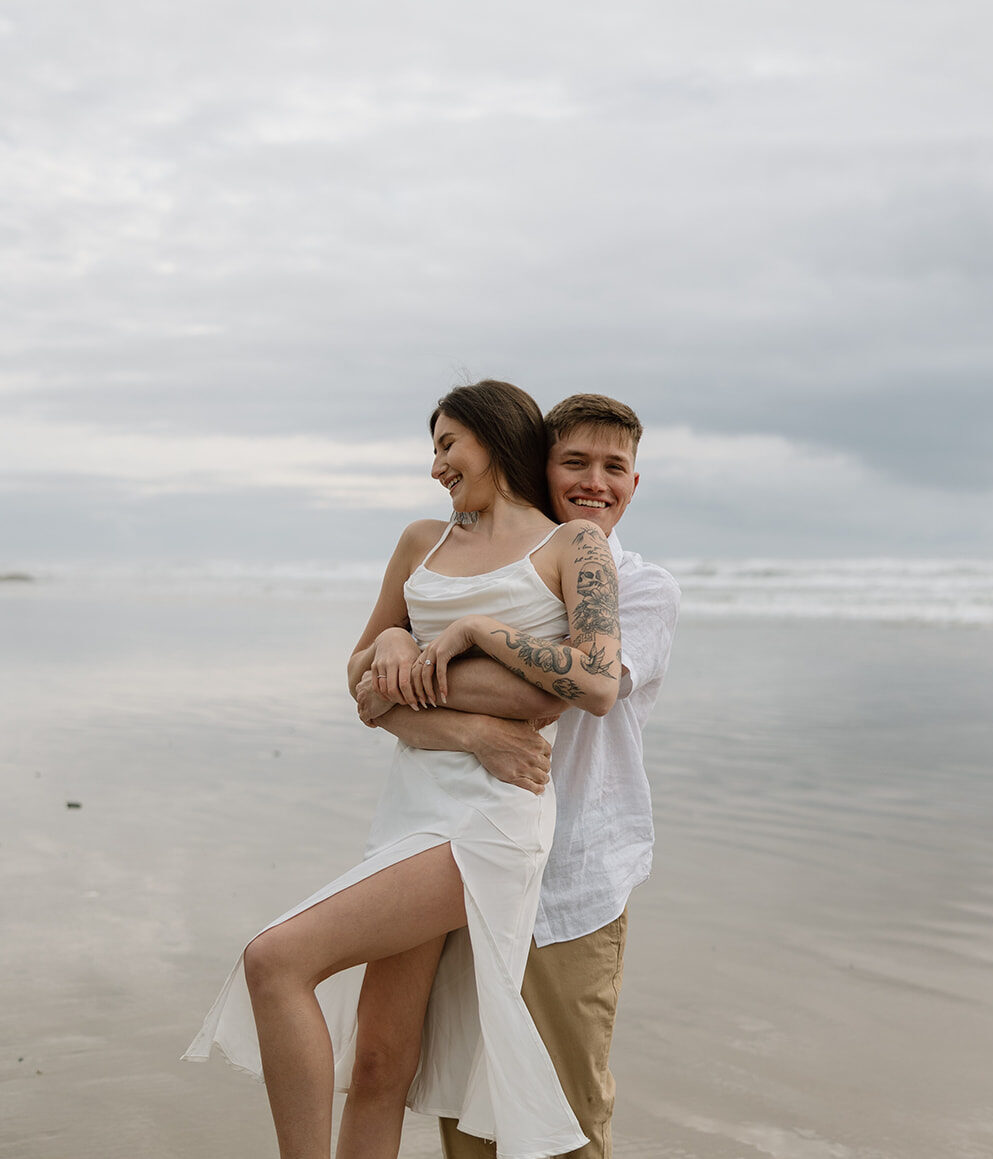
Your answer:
[356,394,679,1157]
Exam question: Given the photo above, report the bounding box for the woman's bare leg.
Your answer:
[335,938,447,1158]
[243,843,466,1159]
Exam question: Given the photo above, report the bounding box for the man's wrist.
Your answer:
[462,712,491,758]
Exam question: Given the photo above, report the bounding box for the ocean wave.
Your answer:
[1,560,389,597]
[4,558,991,626]
[669,558,993,626]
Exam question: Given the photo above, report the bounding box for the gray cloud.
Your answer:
[2,0,991,559]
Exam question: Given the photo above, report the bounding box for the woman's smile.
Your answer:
[432,416,492,509]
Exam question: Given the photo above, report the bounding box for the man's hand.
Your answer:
[355,670,396,727]
[471,716,554,795]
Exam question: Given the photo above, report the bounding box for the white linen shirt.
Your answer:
[532,531,680,947]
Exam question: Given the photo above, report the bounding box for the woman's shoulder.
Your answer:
[394,518,449,565]
[399,517,449,544]
[549,519,610,552]
[547,522,616,589]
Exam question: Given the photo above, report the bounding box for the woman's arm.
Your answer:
[417,522,621,716]
[346,520,444,698]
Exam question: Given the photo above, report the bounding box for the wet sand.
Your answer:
[2,582,992,1158]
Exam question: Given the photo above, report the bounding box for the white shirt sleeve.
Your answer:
[618,564,680,699]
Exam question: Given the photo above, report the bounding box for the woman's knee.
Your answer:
[243,927,300,998]
[349,1038,421,1103]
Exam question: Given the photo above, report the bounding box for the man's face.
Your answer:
[546,424,639,536]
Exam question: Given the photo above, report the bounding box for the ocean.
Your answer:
[7,555,993,624]
[1,559,991,1158]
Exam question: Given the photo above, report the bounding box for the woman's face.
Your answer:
[431,414,494,512]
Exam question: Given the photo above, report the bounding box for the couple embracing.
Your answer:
[184,383,680,1159]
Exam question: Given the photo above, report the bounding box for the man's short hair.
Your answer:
[544,394,644,454]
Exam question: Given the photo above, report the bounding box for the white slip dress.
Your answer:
[182,522,588,1159]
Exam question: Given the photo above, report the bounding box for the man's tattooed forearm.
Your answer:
[570,527,620,644]
[490,629,573,674]
[552,677,583,700]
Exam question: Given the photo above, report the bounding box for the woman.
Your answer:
[184,381,622,1159]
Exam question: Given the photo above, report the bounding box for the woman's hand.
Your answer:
[369,627,424,709]
[411,616,480,706]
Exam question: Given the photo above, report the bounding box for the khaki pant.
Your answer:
[439,910,628,1159]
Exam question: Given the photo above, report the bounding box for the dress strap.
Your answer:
[417,519,457,570]
[526,525,561,558]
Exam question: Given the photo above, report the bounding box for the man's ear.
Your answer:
[631,472,640,496]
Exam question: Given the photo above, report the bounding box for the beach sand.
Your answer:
[2,581,992,1158]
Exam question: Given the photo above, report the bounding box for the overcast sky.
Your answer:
[2,0,991,565]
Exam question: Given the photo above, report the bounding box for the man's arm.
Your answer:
[371,703,555,795]
[440,656,564,717]
[616,567,680,699]
[357,652,563,720]
[352,647,564,796]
